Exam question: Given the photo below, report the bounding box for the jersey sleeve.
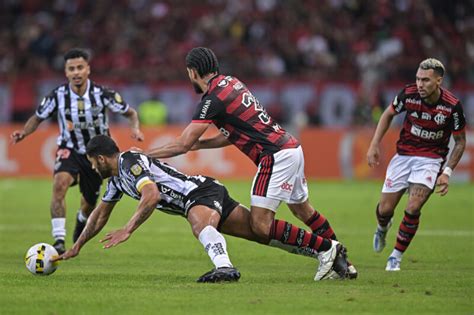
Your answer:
[122,152,155,193]
[451,101,466,134]
[35,90,57,119]
[191,94,224,123]
[102,87,130,114]
[390,88,407,114]
[102,178,123,202]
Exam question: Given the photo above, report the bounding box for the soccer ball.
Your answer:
[24,243,59,275]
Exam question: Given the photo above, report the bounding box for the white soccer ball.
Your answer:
[24,243,59,275]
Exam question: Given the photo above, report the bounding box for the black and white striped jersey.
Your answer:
[36,80,129,154]
[102,151,218,216]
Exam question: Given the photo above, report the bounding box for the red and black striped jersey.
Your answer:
[391,83,466,159]
[191,74,299,164]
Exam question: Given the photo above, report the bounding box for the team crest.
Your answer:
[131,164,142,176]
[434,113,446,125]
[114,92,123,103]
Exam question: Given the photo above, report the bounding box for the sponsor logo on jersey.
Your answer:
[410,112,419,118]
[453,112,460,130]
[200,99,211,119]
[436,105,452,113]
[421,112,431,120]
[434,113,446,125]
[131,164,142,176]
[392,96,404,112]
[410,125,444,140]
[233,82,244,90]
[67,119,104,130]
[406,98,421,105]
[217,79,228,87]
[280,182,293,192]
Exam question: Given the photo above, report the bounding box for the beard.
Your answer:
[96,164,112,179]
[192,81,203,94]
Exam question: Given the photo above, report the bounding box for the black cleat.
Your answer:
[53,239,65,255]
[73,214,86,243]
[331,245,349,279]
[197,267,241,283]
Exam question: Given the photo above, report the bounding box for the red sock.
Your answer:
[270,219,331,252]
[395,211,420,252]
[305,211,337,240]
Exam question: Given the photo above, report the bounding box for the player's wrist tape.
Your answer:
[442,167,453,177]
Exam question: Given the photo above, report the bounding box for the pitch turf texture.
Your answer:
[1,179,472,315]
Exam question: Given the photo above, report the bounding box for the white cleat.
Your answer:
[373,219,393,253]
[385,256,401,271]
[314,240,341,281]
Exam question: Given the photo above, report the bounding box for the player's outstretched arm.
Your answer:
[436,131,466,196]
[10,115,43,144]
[192,133,231,150]
[51,201,116,261]
[367,106,396,167]
[147,122,209,158]
[101,183,160,248]
[122,108,145,142]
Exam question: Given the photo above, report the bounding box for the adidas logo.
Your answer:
[410,112,419,118]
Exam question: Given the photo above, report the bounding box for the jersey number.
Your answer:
[241,92,271,124]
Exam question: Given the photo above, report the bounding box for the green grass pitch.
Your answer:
[0,179,472,314]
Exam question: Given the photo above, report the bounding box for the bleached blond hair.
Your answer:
[419,58,445,77]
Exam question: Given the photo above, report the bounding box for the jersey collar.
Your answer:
[69,79,91,99]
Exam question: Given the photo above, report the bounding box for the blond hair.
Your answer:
[419,58,445,77]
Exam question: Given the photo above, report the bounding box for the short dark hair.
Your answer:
[86,135,120,157]
[185,47,219,76]
[64,48,90,62]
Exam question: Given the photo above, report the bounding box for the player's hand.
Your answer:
[51,247,80,262]
[367,145,380,167]
[10,130,25,144]
[130,128,145,142]
[435,174,449,196]
[100,228,131,249]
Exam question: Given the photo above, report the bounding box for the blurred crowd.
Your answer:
[1,0,473,125]
[1,0,473,83]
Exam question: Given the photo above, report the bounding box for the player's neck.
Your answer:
[70,81,88,97]
[423,88,441,104]
[201,73,218,93]
[111,154,120,176]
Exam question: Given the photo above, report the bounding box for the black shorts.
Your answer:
[54,147,102,206]
[185,179,239,230]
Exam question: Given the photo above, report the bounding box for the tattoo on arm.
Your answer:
[447,133,466,170]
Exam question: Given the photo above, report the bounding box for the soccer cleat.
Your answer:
[197,267,241,283]
[385,256,401,271]
[347,263,358,279]
[314,240,343,281]
[373,219,393,253]
[53,239,65,255]
[72,214,87,243]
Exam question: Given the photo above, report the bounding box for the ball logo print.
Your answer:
[24,243,59,276]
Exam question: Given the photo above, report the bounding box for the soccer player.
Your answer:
[367,58,466,271]
[10,48,144,255]
[53,135,348,282]
[144,47,356,280]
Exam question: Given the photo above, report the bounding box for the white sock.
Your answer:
[198,225,233,269]
[52,218,66,241]
[377,224,390,232]
[390,249,403,260]
[77,210,88,223]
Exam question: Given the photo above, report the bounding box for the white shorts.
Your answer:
[250,146,309,211]
[382,154,443,193]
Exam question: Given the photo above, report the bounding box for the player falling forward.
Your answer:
[367,58,466,271]
[145,47,356,279]
[53,135,349,282]
[11,48,144,254]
